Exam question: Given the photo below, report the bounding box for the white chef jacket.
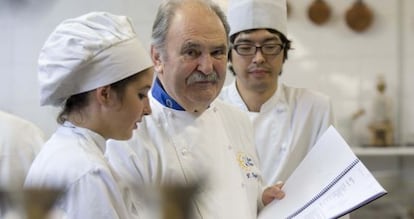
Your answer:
[220,81,335,185]
[24,122,134,219]
[0,111,44,189]
[106,95,264,219]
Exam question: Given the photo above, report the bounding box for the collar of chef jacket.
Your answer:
[62,121,107,154]
[151,77,185,111]
[227,80,289,113]
[260,82,289,113]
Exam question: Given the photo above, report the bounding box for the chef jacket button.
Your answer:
[157,118,164,127]
[167,111,174,118]
[166,99,173,108]
[213,107,217,112]
[92,168,100,174]
[228,145,232,150]
[181,148,188,156]
[241,183,245,188]
[276,107,286,114]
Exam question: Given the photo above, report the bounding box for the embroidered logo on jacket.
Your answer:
[237,152,259,179]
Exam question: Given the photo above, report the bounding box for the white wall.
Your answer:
[277,0,412,146]
[0,0,162,136]
[289,0,397,146]
[1,0,413,145]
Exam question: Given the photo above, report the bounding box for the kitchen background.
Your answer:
[0,0,413,217]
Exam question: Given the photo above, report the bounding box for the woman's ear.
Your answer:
[151,45,163,74]
[95,86,113,106]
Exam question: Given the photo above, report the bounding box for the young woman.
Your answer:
[24,12,153,219]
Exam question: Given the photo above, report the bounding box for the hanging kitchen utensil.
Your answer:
[308,0,332,25]
[345,0,374,33]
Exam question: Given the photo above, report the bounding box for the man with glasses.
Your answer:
[220,0,335,187]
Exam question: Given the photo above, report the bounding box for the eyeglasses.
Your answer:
[232,44,284,56]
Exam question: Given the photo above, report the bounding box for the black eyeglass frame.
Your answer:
[231,43,285,56]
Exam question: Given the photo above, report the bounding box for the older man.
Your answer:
[106,0,284,218]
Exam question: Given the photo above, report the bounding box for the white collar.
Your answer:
[62,121,107,154]
[228,80,288,113]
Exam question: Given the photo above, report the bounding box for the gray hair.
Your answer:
[151,0,230,58]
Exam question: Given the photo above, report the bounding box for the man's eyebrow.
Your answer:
[234,38,254,44]
[235,35,281,44]
[212,44,227,50]
[182,41,201,50]
[263,36,282,43]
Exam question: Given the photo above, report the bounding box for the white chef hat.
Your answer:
[38,11,153,106]
[227,0,287,38]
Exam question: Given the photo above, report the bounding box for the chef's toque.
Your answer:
[227,0,287,38]
[38,11,152,106]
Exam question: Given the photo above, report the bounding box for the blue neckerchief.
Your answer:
[152,78,185,111]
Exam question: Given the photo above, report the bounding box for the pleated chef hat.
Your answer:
[38,11,152,106]
[227,0,287,38]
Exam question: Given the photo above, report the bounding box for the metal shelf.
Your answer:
[352,146,414,156]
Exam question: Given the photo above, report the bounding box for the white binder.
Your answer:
[258,126,387,219]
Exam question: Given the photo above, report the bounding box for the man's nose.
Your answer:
[252,48,265,64]
[197,54,214,74]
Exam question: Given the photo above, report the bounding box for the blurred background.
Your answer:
[0,0,413,218]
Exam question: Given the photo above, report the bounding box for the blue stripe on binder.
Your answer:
[286,158,360,219]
